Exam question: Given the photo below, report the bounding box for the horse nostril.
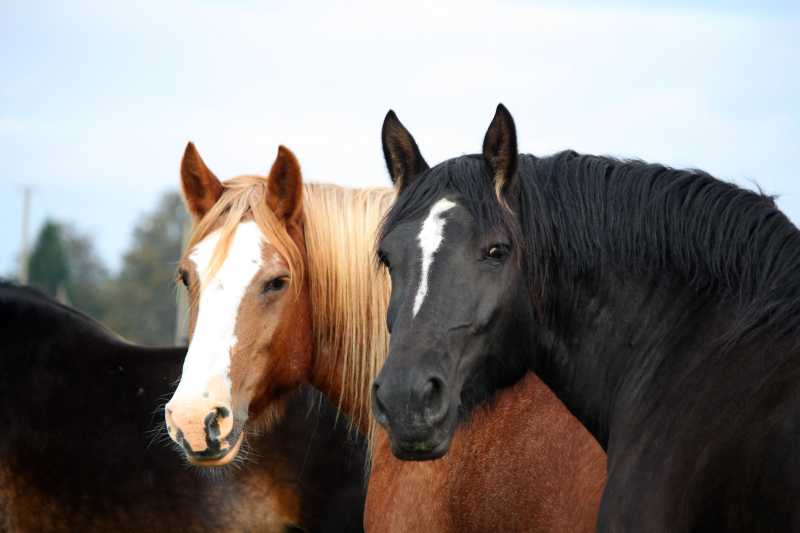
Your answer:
[421,378,437,404]
[204,406,230,442]
[371,381,389,426]
[422,376,447,425]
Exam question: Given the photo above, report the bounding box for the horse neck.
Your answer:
[517,153,800,448]
[302,184,394,439]
[310,346,373,436]
[528,269,723,449]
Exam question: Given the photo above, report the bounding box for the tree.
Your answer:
[28,220,70,299]
[103,191,188,345]
[61,224,111,320]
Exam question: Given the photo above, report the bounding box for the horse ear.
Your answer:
[266,145,303,224]
[382,110,429,191]
[482,103,519,202]
[181,142,224,221]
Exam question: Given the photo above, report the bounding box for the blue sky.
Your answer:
[2,0,798,274]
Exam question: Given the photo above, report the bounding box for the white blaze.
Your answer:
[413,198,457,317]
[171,221,264,402]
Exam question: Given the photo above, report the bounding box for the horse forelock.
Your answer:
[184,174,304,297]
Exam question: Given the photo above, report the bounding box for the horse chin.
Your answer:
[389,432,452,462]
[185,430,245,467]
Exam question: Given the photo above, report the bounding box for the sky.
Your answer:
[1,0,798,274]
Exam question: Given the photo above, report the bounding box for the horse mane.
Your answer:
[303,183,394,447]
[383,151,800,346]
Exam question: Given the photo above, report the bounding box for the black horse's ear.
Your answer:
[482,103,519,203]
[382,110,429,191]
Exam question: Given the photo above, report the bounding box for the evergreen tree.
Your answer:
[62,224,111,320]
[103,192,187,345]
[28,221,70,298]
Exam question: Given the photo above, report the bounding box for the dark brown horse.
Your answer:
[166,143,605,532]
[0,281,365,532]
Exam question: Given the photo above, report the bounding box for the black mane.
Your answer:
[382,151,800,346]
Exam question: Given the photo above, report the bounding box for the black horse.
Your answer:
[0,282,366,532]
[372,105,800,532]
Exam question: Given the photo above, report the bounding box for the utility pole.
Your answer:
[19,186,32,284]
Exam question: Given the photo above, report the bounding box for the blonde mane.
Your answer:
[185,175,393,448]
[303,183,394,448]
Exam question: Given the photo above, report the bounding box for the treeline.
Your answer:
[21,191,188,346]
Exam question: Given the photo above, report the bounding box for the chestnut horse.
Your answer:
[165,143,605,531]
[0,281,365,532]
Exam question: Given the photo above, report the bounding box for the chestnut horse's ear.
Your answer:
[482,103,519,202]
[266,145,303,225]
[381,110,429,191]
[180,142,224,221]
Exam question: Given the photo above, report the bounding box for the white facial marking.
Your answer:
[413,198,457,317]
[172,221,265,402]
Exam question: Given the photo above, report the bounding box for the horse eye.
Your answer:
[177,269,190,288]
[486,245,510,261]
[263,277,288,293]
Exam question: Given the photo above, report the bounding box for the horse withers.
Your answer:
[373,104,800,531]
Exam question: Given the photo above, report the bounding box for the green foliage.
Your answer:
[102,192,188,345]
[62,224,111,319]
[24,192,188,346]
[28,221,70,298]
